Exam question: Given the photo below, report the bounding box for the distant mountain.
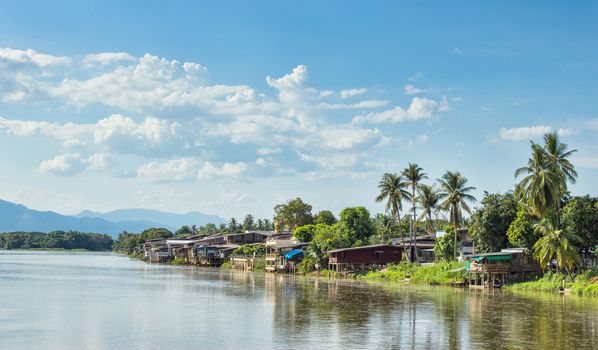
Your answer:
[0,199,226,237]
[76,208,226,230]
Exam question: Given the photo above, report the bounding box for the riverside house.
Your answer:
[328,244,403,272]
[141,239,171,263]
[265,234,307,272]
[466,248,542,288]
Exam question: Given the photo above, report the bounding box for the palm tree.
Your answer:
[402,163,428,262]
[532,219,582,273]
[542,132,577,221]
[515,143,561,219]
[376,173,410,258]
[417,184,441,237]
[438,171,477,260]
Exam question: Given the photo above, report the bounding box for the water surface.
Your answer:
[1,251,596,349]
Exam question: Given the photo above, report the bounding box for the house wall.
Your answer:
[330,246,402,265]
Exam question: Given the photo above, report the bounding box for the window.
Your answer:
[340,251,346,258]
[375,251,383,259]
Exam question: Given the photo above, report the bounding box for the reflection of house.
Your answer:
[265,234,307,272]
[141,239,171,263]
[466,248,542,288]
[328,244,403,272]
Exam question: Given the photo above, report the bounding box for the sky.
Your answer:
[0,1,597,220]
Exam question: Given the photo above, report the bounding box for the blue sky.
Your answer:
[0,1,597,219]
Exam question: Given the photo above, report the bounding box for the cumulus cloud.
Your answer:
[556,128,579,137]
[353,97,447,124]
[404,85,426,95]
[137,158,199,182]
[39,152,107,175]
[197,161,247,180]
[340,88,367,98]
[0,47,70,67]
[499,125,551,141]
[83,52,135,66]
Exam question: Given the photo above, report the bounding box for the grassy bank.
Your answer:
[360,261,467,286]
[505,269,598,297]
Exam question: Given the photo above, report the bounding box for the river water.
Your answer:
[0,251,597,349]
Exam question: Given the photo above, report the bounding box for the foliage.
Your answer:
[570,269,598,297]
[232,244,266,256]
[438,171,477,228]
[434,226,456,261]
[228,218,240,233]
[112,227,173,254]
[402,163,428,258]
[0,231,113,251]
[561,196,598,251]
[273,197,314,232]
[506,272,569,293]
[253,261,266,272]
[339,206,375,246]
[363,261,466,285]
[220,262,232,269]
[242,214,255,231]
[294,224,316,243]
[297,255,316,273]
[468,192,517,253]
[314,210,337,225]
[417,184,442,236]
[175,225,195,236]
[533,219,582,272]
[170,257,187,265]
[507,204,539,251]
[307,223,351,266]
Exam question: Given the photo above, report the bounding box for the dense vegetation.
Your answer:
[0,231,113,251]
[363,261,467,285]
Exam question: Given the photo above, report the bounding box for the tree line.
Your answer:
[0,231,113,251]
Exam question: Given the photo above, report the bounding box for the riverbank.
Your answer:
[505,270,598,297]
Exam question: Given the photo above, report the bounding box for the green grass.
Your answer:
[253,262,266,272]
[570,269,598,297]
[170,257,187,265]
[220,262,232,270]
[505,271,570,293]
[362,261,466,286]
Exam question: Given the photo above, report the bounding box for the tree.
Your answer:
[256,218,264,230]
[417,184,441,237]
[294,224,317,243]
[175,225,193,236]
[561,196,598,252]
[273,197,314,232]
[218,223,228,233]
[533,219,583,272]
[507,205,539,251]
[140,227,173,240]
[515,143,560,219]
[434,226,455,262]
[242,214,255,231]
[438,171,477,259]
[314,210,337,225]
[339,206,375,246]
[262,218,274,231]
[468,192,517,253]
[542,132,577,219]
[402,163,428,261]
[375,173,410,256]
[309,223,351,266]
[228,218,239,233]
[198,223,217,235]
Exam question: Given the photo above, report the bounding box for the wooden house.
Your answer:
[328,244,403,272]
[165,239,199,263]
[224,231,274,245]
[141,239,171,263]
[194,245,224,266]
[466,248,542,288]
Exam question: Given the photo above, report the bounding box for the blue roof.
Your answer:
[284,249,304,260]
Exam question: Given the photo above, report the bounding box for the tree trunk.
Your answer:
[412,184,418,263]
[398,213,409,262]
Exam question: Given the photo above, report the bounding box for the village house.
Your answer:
[223,231,274,245]
[328,244,403,272]
[141,239,171,263]
[466,248,542,288]
[265,234,307,272]
[194,245,224,266]
[166,239,199,263]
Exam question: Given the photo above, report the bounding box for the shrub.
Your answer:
[220,262,232,270]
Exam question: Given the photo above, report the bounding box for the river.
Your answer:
[0,250,597,349]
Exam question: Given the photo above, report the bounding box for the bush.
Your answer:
[297,255,316,273]
[570,269,598,297]
[220,262,232,270]
[506,272,569,293]
[364,261,466,285]
[253,261,266,272]
[170,257,186,265]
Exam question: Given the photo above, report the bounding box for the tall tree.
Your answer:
[532,219,582,272]
[438,171,477,259]
[542,132,577,221]
[468,192,517,253]
[402,163,428,262]
[376,173,410,256]
[515,143,560,219]
[338,207,375,246]
[314,210,337,225]
[228,218,239,233]
[417,184,441,237]
[273,197,314,232]
[242,214,255,231]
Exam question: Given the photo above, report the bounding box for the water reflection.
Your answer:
[1,251,597,350]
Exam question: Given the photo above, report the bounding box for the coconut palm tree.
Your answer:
[515,143,561,219]
[438,171,477,260]
[417,184,441,237]
[376,173,410,257]
[532,219,582,273]
[402,163,428,262]
[542,132,577,220]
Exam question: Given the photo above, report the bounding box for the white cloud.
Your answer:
[353,97,447,124]
[340,88,367,98]
[556,128,579,137]
[197,161,247,180]
[404,85,426,95]
[499,125,551,141]
[137,158,199,182]
[38,153,107,175]
[0,47,70,67]
[83,52,135,66]
[317,125,382,150]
